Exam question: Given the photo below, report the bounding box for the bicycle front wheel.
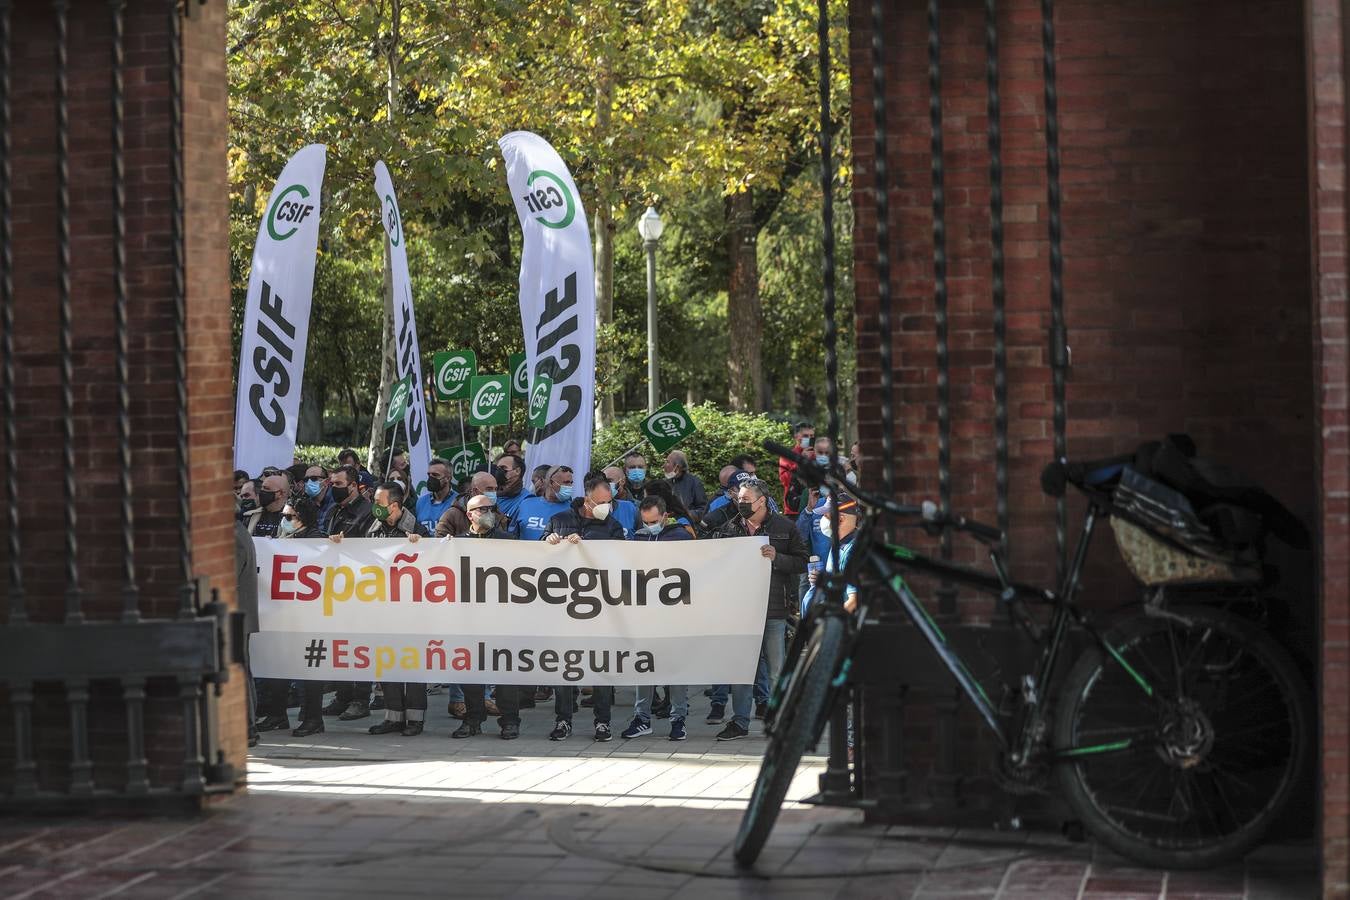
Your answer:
[733,614,848,867]
[1054,604,1312,869]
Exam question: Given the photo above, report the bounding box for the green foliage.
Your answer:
[292,445,365,468]
[591,402,790,502]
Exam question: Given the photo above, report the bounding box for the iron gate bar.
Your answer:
[985,0,1010,551]
[0,0,21,627]
[168,0,194,615]
[54,0,83,626]
[123,678,149,795]
[10,682,35,796]
[1040,0,1069,581]
[869,0,895,499]
[68,680,93,794]
[110,0,139,624]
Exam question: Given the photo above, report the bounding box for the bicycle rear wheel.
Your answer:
[1054,604,1312,869]
[733,614,847,867]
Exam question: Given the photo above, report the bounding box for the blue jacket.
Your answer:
[612,498,637,536]
[415,491,458,537]
[513,495,571,540]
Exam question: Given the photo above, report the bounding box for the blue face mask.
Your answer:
[482,491,498,505]
[304,480,323,498]
[609,482,619,498]
[627,468,646,484]
[558,485,574,501]
[639,522,663,535]
[815,454,830,466]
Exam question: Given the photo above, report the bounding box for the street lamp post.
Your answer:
[637,206,664,412]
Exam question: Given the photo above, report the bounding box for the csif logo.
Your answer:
[646,410,687,440]
[528,381,548,419]
[436,354,472,395]
[522,170,575,230]
[473,382,507,419]
[450,448,476,481]
[384,194,402,246]
[266,184,316,241]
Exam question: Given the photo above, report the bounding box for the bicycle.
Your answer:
[733,440,1313,870]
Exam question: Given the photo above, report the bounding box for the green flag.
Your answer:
[641,398,697,454]
[432,349,476,401]
[527,374,553,430]
[384,374,414,428]
[509,352,529,399]
[437,443,488,483]
[468,374,510,426]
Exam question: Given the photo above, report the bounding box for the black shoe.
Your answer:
[247,732,260,748]
[368,720,403,735]
[255,715,290,733]
[754,702,767,720]
[500,723,520,740]
[716,722,750,741]
[402,721,424,737]
[291,719,325,737]
[370,695,386,711]
[705,704,725,725]
[451,721,482,739]
[321,699,346,717]
[549,719,572,741]
[652,698,672,719]
[594,722,612,742]
[338,701,370,721]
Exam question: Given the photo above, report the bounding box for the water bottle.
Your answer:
[808,554,823,585]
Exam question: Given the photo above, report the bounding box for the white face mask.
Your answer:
[819,516,833,538]
[591,502,612,521]
[845,470,858,486]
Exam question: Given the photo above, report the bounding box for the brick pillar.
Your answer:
[1307,2,1350,895]
[0,0,240,795]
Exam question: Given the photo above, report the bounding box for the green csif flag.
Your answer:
[509,352,529,399]
[468,374,510,426]
[433,349,476,401]
[527,374,553,430]
[641,398,697,454]
[384,374,414,428]
[437,443,488,482]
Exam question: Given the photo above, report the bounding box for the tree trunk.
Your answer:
[725,189,764,411]
[367,239,398,471]
[297,377,325,444]
[593,62,615,428]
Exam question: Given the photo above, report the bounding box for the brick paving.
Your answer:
[0,692,1318,899]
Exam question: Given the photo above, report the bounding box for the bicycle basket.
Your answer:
[1110,517,1259,586]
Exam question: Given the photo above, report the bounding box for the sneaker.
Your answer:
[549,719,572,741]
[451,721,481,739]
[705,703,725,725]
[594,722,613,742]
[368,720,403,735]
[291,719,324,738]
[755,702,767,720]
[255,715,290,732]
[652,697,672,719]
[338,701,369,721]
[669,717,687,742]
[425,684,444,695]
[500,723,520,740]
[716,722,749,741]
[321,698,346,717]
[369,695,386,711]
[621,717,652,739]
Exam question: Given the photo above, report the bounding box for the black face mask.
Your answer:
[259,489,278,508]
[330,485,350,503]
[427,475,445,496]
[737,501,756,519]
[239,498,258,514]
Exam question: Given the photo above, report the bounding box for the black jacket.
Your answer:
[365,507,430,539]
[668,472,709,519]
[545,499,628,541]
[329,495,374,538]
[463,524,516,540]
[629,523,693,542]
[713,511,809,620]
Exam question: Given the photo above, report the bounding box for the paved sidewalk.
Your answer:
[0,691,1318,899]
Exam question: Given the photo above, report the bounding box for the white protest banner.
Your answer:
[233,144,326,477]
[498,131,596,477]
[249,537,769,686]
[373,161,432,495]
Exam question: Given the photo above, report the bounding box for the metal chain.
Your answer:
[818,0,841,570]
[0,0,22,625]
[168,0,194,613]
[1041,0,1068,583]
[870,0,895,499]
[928,0,952,576]
[986,0,1009,553]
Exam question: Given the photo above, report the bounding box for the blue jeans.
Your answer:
[732,619,787,730]
[446,684,464,703]
[635,685,689,721]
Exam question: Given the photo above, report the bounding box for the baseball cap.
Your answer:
[814,493,859,516]
[728,470,756,492]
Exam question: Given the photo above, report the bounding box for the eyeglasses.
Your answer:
[305,475,325,483]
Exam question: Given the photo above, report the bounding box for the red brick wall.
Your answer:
[1306,1,1350,895]
[0,0,241,791]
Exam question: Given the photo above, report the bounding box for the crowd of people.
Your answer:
[234,423,864,748]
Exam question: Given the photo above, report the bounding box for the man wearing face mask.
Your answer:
[244,473,290,537]
[620,495,693,742]
[514,465,574,541]
[319,464,375,721]
[237,478,260,523]
[275,497,333,738]
[301,464,333,522]
[601,465,638,536]
[361,481,431,736]
[712,478,809,740]
[780,421,815,518]
[435,470,497,537]
[801,494,862,616]
[623,452,649,501]
[493,452,529,526]
[543,472,625,742]
[661,450,708,520]
[233,469,251,497]
[416,457,457,535]
[452,493,523,740]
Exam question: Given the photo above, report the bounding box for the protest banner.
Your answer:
[499,131,595,477]
[234,144,326,476]
[249,537,770,686]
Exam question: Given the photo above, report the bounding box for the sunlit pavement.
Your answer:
[0,692,1317,899]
